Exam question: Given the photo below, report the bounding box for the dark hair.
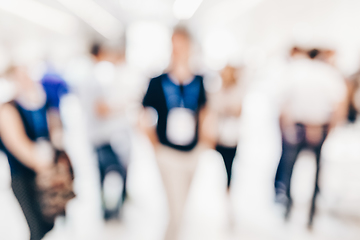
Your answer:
[90,43,101,57]
[308,49,320,59]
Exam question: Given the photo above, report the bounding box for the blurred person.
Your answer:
[41,67,69,112]
[0,65,73,240]
[209,65,243,190]
[140,26,208,240]
[40,66,70,149]
[274,47,348,228]
[207,64,244,229]
[78,41,140,220]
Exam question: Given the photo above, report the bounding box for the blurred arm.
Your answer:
[140,78,162,148]
[0,103,51,172]
[138,107,159,148]
[47,108,64,150]
[198,106,217,148]
[330,92,348,130]
[94,99,112,118]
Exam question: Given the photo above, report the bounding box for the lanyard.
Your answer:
[179,84,185,107]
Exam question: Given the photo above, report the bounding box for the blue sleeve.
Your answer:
[41,73,69,110]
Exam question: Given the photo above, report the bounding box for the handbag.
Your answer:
[35,150,75,223]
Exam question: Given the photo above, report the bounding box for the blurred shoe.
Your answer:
[103,171,124,220]
[226,193,236,232]
[274,192,292,220]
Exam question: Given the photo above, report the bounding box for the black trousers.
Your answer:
[11,174,54,240]
[216,145,237,188]
[96,144,127,219]
[274,123,328,226]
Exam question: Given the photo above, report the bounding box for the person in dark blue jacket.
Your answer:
[0,65,69,240]
[141,26,209,240]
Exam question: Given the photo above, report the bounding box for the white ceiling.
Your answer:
[1,0,360,74]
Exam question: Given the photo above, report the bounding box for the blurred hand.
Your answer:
[139,107,160,149]
[95,100,111,118]
[34,140,54,174]
[50,128,64,150]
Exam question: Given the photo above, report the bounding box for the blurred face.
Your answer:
[98,49,122,64]
[171,32,191,65]
[9,66,34,90]
[8,66,47,107]
[221,65,237,88]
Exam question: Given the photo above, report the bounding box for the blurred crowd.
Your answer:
[1,22,360,240]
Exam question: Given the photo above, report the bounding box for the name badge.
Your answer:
[166,107,196,146]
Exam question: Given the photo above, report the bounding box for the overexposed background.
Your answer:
[1,0,360,239]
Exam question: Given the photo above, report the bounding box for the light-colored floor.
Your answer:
[1,91,360,240]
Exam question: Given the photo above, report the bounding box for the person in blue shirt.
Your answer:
[41,70,69,110]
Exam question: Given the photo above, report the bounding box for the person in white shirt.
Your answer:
[78,41,143,220]
[274,46,348,228]
[208,65,243,190]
